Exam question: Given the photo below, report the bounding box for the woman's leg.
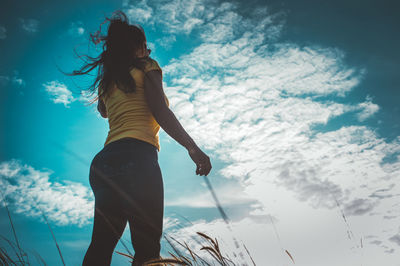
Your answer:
[82,189,128,266]
[128,188,163,266]
[83,147,129,266]
[124,146,164,265]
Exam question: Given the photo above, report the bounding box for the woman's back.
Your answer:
[101,58,169,151]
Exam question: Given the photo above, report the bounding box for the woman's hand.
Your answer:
[188,146,212,176]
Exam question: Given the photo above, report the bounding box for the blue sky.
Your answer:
[1,0,400,265]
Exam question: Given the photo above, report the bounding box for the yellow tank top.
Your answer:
[100,58,169,151]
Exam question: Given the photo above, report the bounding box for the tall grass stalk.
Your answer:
[39,209,66,266]
[116,231,244,265]
[0,190,26,264]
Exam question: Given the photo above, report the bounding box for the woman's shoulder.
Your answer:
[128,58,162,86]
[143,57,162,73]
[129,57,161,73]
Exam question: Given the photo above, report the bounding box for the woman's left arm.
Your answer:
[97,97,107,118]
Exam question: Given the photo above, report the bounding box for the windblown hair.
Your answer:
[62,10,149,105]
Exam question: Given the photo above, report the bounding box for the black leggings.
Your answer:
[83,137,164,266]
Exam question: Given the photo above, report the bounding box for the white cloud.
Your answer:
[78,89,95,103]
[19,18,39,33]
[43,80,75,107]
[166,182,256,208]
[123,0,214,34]
[11,76,25,87]
[0,71,25,88]
[123,0,286,45]
[157,35,176,50]
[42,81,103,110]
[123,0,154,24]
[126,0,400,262]
[0,159,94,227]
[0,25,6,39]
[68,21,85,36]
[154,0,206,34]
[165,217,293,265]
[356,96,380,121]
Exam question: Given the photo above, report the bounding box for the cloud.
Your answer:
[11,77,25,87]
[43,80,75,107]
[78,89,96,103]
[166,179,257,208]
[389,234,400,246]
[0,159,94,227]
[343,197,379,216]
[156,0,399,212]
[123,0,400,259]
[165,181,269,223]
[156,35,176,50]
[368,183,399,200]
[68,21,85,36]
[165,217,286,265]
[0,71,26,88]
[123,0,154,24]
[370,239,383,245]
[19,18,39,33]
[42,80,102,109]
[356,96,379,121]
[0,25,6,39]
[123,0,287,51]
[123,0,215,34]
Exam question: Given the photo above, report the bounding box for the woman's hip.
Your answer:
[89,137,162,194]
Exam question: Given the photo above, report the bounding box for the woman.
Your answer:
[65,10,211,266]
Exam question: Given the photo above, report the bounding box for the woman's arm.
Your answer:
[143,70,212,176]
[97,97,107,118]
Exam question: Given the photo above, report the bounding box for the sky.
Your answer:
[1,0,400,265]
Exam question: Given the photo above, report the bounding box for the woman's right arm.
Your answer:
[143,70,212,176]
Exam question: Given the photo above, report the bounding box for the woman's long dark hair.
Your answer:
[62,10,148,105]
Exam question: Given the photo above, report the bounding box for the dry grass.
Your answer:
[0,230,254,266]
[115,231,248,266]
